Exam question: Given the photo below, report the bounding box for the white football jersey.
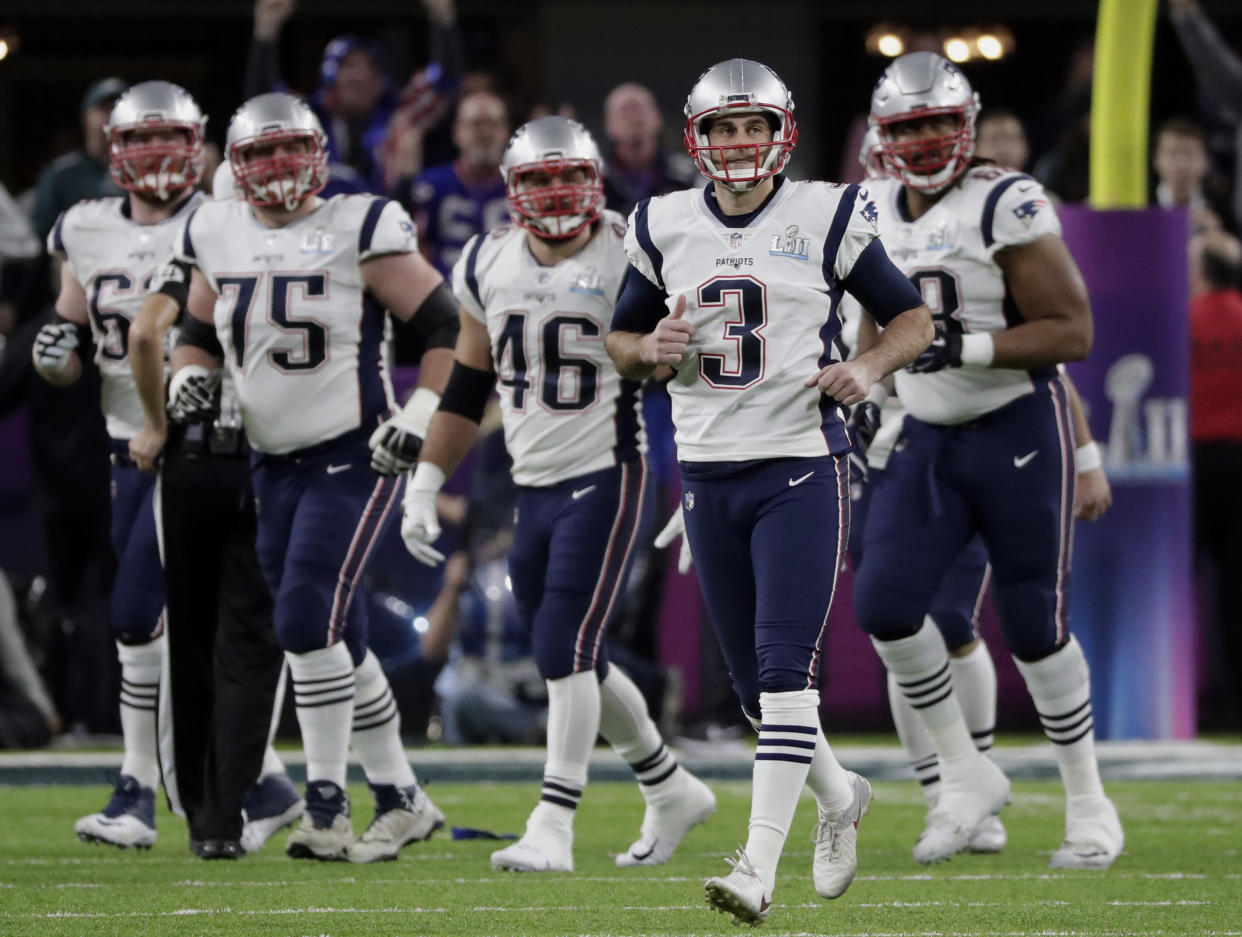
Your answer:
[873,167,1062,424]
[173,194,417,454]
[452,211,646,487]
[625,179,879,461]
[49,194,203,440]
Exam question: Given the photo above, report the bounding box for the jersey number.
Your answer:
[88,269,155,360]
[698,276,768,389]
[218,273,329,372]
[909,269,964,335]
[495,312,600,412]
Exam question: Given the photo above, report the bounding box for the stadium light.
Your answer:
[878,33,904,57]
[944,37,971,62]
[866,23,910,58]
[976,34,1004,59]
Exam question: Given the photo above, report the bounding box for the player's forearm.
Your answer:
[605,331,656,381]
[855,306,932,380]
[418,410,480,481]
[415,346,454,395]
[130,295,179,431]
[988,316,1091,370]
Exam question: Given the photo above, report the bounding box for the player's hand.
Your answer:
[654,507,693,574]
[129,422,167,474]
[369,417,424,476]
[401,487,445,566]
[167,365,220,424]
[640,294,695,367]
[907,327,963,374]
[845,399,882,485]
[253,0,295,40]
[32,322,79,375]
[1074,466,1113,522]
[804,359,877,406]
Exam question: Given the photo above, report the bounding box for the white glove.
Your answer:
[167,364,221,424]
[32,322,79,374]
[401,462,446,566]
[369,387,440,475]
[654,507,693,574]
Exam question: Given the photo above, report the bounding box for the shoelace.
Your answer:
[722,845,760,880]
[812,814,841,860]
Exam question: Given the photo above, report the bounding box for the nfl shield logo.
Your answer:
[729,232,744,250]
[684,491,695,512]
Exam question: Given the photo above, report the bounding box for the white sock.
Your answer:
[117,637,162,791]
[746,689,819,885]
[537,671,600,821]
[351,650,416,788]
[1013,636,1104,799]
[887,671,941,807]
[952,642,998,754]
[287,644,354,788]
[871,622,977,780]
[804,721,854,814]
[598,665,683,806]
[259,746,286,781]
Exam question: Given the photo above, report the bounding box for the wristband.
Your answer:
[1075,441,1102,474]
[863,382,890,408]
[408,461,447,497]
[400,387,441,437]
[959,333,995,367]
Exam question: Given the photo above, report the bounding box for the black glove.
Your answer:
[907,327,963,374]
[846,399,882,486]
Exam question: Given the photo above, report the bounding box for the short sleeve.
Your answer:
[358,197,419,262]
[623,199,664,289]
[46,209,69,258]
[450,233,487,323]
[830,185,881,282]
[170,210,200,268]
[982,175,1061,252]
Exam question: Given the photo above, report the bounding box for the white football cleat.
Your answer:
[812,771,871,899]
[968,814,1008,853]
[490,832,573,872]
[74,774,157,850]
[1050,793,1124,869]
[346,783,445,863]
[705,847,771,925]
[616,772,717,867]
[913,755,1010,864]
[286,781,353,861]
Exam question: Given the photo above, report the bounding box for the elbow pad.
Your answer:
[402,281,460,351]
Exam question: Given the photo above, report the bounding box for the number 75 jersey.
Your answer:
[173,195,417,454]
[452,211,646,487]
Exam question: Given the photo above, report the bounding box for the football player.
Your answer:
[32,80,209,850]
[853,52,1123,868]
[168,92,457,862]
[606,59,932,924]
[402,116,717,873]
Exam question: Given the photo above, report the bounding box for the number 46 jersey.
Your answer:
[172,195,416,454]
[452,210,646,487]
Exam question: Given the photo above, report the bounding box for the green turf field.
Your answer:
[1,779,1238,937]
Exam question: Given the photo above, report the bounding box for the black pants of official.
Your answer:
[161,437,282,841]
[1194,440,1242,728]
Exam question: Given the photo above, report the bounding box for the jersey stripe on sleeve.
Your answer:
[358,197,390,254]
[462,233,485,310]
[820,184,860,286]
[632,199,665,290]
[981,174,1033,247]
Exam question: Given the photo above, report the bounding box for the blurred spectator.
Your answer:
[975,108,1031,171]
[600,82,697,216]
[399,90,510,279]
[0,181,41,334]
[1033,43,1093,203]
[1187,229,1242,727]
[1170,0,1242,235]
[1153,117,1237,233]
[0,570,60,748]
[244,0,463,194]
[32,78,127,241]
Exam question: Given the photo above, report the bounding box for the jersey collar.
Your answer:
[700,175,787,229]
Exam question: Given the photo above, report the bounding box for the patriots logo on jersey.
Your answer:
[1013,198,1047,226]
[769,224,810,261]
[860,200,878,226]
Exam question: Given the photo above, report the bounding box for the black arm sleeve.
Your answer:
[244,39,286,100]
[175,314,224,360]
[396,281,459,350]
[840,239,924,326]
[439,360,495,424]
[152,259,192,314]
[428,21,465,92]
[610,265,669,334]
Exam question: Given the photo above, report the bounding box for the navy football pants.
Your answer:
[109,446,165,645]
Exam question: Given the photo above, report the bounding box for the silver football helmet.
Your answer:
[683,59,796,192]
[501,116,604,239]
[226,92,328,211]
[105,81,206,201]
[858,126,887,181]
[869,51,980,194]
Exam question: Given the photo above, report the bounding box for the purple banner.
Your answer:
[1060,206,1195,739]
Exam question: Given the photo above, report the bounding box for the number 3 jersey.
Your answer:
[452,210,646,488]
[871,167,1063,424]
[48,194,203,440]
[172,195,417,455]
[624,179,888,462]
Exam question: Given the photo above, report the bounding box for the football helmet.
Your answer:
[683,58,796,192]
[226,93,328,211]
[869,52,979,194]
[501,116,604,239]
[858,126,887,181]
[105,81,206,201]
